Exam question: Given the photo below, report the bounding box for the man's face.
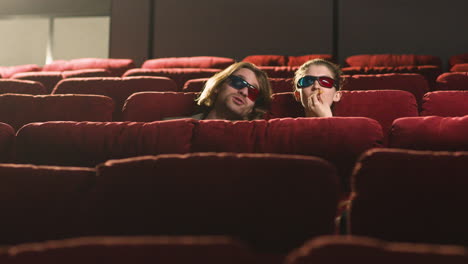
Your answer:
[213,67,259,120]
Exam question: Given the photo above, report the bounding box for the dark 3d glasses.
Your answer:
[297,75,336,89]
[228,75,260,102]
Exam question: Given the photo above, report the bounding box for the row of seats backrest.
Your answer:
[349,148,468,245]
[0,152,339,253]
[242,54,334,67]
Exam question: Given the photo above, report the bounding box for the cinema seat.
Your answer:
[15,119,195,167]
[0,64,41,78]
[85,152,339,253]
[0,94,114,130]
[450,63,468,72]
[52,76,178,120]
[0,236,261,264]
[389,116,468,151]
[449,53,468,69]
[42,58,136,77]
[436,72,468,91]
[122,92,199,122]
[258,66,298,79]
[0,163,95,244]
[420,91,468,116]
[142,56,235,69]
[0,122,15,162]
[348,148,468,245]
[123,68,220,91]
[182,78,208,92]
[345,54,442,68]
[0,79,47,95]
[342,73,430,109]
[242,54,333,67]
[286,235,468,264]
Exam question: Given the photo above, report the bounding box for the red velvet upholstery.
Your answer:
[0,122,15,162]
[53,77,178,121]
[123,68,220,90]
[243,54,333,67]
[345,54,442,67]
[0,163,95,244]
[86,152,339,252]
[450,63,468,72]
[61,68,112,78]
[12,71,64,94]
[286,235,468,264]
[122,92,199,122]
[183,78,209,92]
[334,90,419,145]
[349,148,468,245]
[0,64,41,78]
[342,65,442,91]
[258,66,298,79]
[449,53,468,69]
[0,94,114,130]
[0,79,47,95]
[0,236,261,264]
[142,56,235,69]
[267,92,304,119]
[420,91,468,116]
[15,120,195,166]
[436,72,468,91]
[389,116,468,151]
[343,73,429,109]
[42,58,136,77]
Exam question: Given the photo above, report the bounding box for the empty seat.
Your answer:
[0,236,261,264]
[122,92,199,122]
[0,79,47,95]
[345,54,442,68]
[0,64,41,78]
[286,235,468,264]
[85,152,339,253]
[0,122,15,162]
[0,94,114,130]
[123,68,220,90]
[449,53,468,69]
[243,54,333,67]
[436,72,468,91]
[342,73,429,109]
[42,58,136,77]
[15,119,195,167]
[389,116,468,151]
[258,66,298,79]
[182,77,293,93]
[348,148,468,245]
[142,56,235,69]
[182,78,208,92]
[52,76,178,121]
[450,63,468,72]
[0,163,95,244]
[268,90,418,146]
[420,91,468,116]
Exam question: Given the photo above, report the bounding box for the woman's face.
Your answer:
[297,64,341,108]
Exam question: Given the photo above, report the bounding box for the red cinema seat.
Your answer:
[0,163,95,244]
[389,116,468,151]
[258,66,298,79]
[267,92,304,119]
[436,72,468,91]
[122,92,199,122]
[243,54,333,67]
[349,148,468,245]
[450,63,468,72]
[286,235,468,264]
[420,91,468,117]
[85,152,339,253]
[191,118,383,192]
[342,73,430,109]
[345,54,442,68]
[449,53,468,69]
[0,236,261,264]
[52,76,178,121]
[0,79,47,95]
[15,119,195,167]
[182,77,293,93]
[42,58,136,77]
[142,56,235,69]
[0,94,114,130]
[0,64,41,78]
[0,122,15,162]
[123,68,220,91]
[182,78,209,92]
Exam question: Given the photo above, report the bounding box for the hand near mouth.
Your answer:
[306,90,333,117]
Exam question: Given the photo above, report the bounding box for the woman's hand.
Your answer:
[307,90,333,117]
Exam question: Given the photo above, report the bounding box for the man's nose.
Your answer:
[238,87,248,96]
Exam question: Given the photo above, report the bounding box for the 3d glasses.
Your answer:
[228,75,260,102]
[297,75,336,89]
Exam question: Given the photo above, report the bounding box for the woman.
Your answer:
[293,59,343,117]
[195,61,272,120]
